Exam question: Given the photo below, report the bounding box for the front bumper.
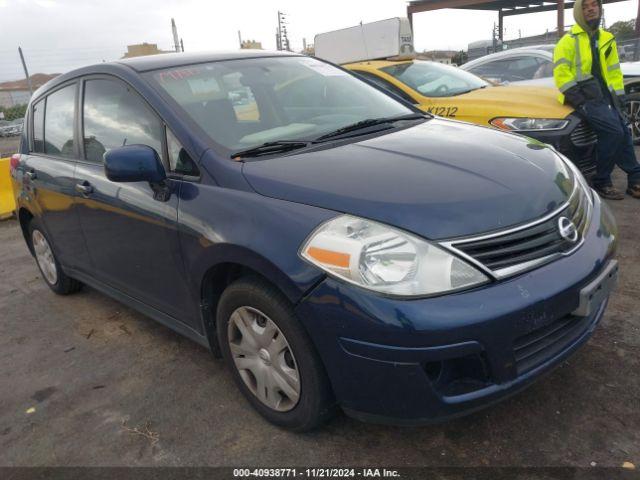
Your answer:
[518,113,597,177]
[295,194,617,425]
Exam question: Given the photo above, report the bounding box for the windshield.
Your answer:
[380,61,489,97]
[149,56,413,152]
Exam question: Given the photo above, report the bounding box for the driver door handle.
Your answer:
[75,181,94,196]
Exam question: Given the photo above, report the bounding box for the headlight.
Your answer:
[556,151,593,206]
[300,215,489,297]
[490,118,569,131]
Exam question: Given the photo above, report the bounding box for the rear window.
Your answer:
[43,84,76,158]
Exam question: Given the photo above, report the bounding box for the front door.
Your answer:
[73,77,193,324]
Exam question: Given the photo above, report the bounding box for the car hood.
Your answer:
[241,118,574,240]
[452,84,572,120]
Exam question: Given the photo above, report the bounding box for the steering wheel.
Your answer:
[434,84,450,95]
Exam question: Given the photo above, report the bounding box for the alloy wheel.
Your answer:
[227,306,301,412]
[628,100,640,143]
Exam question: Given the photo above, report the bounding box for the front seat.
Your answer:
[186,98,239,147]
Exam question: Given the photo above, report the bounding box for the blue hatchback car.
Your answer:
[11,51,619,431]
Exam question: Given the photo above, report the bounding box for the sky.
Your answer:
[0,0,637,82]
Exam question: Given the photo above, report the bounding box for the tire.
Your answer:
[217,277,335,431]
[625,92,640,145]
[28,219,82,295]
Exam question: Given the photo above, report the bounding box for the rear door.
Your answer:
[73,76,195,324]
[21,83,91,271]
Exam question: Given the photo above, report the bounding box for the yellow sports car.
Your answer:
[344,59,597,174]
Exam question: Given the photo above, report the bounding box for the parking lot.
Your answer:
[0,160,639,468]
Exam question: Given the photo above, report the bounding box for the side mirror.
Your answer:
[104,145,166,183]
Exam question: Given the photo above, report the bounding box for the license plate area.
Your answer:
[572,260,618,317]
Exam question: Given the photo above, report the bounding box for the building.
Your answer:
[122,43,173,59]
[241,40,263,49]
[417,50,458,64]
[0,73,59,108]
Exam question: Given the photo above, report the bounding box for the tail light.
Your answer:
[9,153,20,172]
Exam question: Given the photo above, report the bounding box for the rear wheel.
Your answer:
[217,277,335,431]
[28,219,82,295]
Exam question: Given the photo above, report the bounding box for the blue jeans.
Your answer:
[579,100,640,189]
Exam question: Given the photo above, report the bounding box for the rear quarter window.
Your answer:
[32,99,45,153]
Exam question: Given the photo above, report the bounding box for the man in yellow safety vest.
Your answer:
[554,0,640,200]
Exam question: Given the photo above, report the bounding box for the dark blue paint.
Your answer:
[12,52,618,425]
[104,145,166,183]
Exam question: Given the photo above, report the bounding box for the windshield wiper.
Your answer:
[451,85,488,96]
[231,140,312,159]
[314,113,426,142]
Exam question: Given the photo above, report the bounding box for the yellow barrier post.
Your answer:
[0,157,16,220]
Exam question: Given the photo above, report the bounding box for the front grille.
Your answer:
[570,121,597,147]
[513,314,593,374]
[445,181,591,278]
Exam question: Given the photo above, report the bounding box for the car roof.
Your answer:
[29,50,304,101]
[463,46,553,69]
[343,59,424,69]
[116,49,301,72]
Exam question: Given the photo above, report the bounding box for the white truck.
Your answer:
[314,17,414,65]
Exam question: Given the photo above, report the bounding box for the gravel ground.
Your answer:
[0,165,638,469]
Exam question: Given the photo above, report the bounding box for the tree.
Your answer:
[609,19,635,41]
[452,50,468,66]
[0,104,27,121]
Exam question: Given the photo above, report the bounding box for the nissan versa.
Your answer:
[10,51,619,431]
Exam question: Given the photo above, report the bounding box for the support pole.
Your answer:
[634,0,640,61]
[558,0,565,37]
[18,47,33,97]
[498,11,503,41]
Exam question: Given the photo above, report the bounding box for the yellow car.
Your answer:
[344,59,597,175]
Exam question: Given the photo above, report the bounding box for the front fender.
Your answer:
[177,181,338,306]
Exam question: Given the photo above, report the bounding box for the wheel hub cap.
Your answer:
[227,306,301,412]
[32,229,57,285]
[258,348,271,365]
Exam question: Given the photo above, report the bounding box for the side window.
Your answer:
[533,58,554,79]
[167,129,199,176]
[468,60,511,82]
[354,71,417,104]
[32,99,45,153]
[83,78,163,163]
[506,57,541,80]
[43,84,76,158]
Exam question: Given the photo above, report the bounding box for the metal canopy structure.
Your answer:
[407,0,632,40]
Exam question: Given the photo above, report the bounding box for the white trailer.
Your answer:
[314,18,415,65]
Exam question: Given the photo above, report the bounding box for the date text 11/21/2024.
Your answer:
[232,468,401,478]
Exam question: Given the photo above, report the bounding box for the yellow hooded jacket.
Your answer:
[553,0,624,105]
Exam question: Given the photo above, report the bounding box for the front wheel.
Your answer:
[28,219,82,295]
[626,92,640,144]
[216,277,335,431]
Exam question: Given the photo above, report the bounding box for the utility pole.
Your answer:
[635,0,640,61]
[277,11,290,51]
[171,18,180,52]
[492,22,498,54]
[238,30,243,48]
[180,39,184,52]
[18,47,33,97]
